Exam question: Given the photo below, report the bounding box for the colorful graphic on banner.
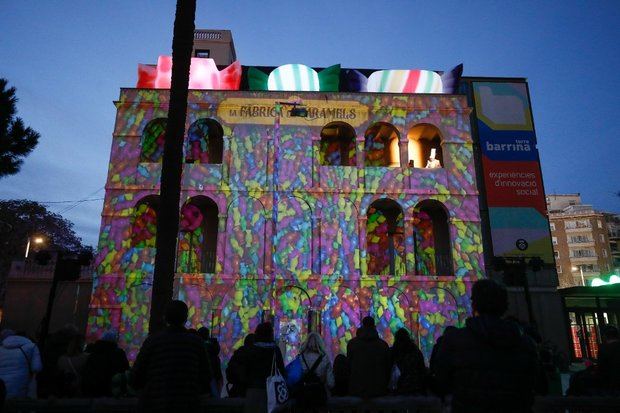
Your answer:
[472,82,553,263]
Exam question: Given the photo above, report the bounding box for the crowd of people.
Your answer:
[1,279,619,412]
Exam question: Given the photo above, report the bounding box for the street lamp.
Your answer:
[25,235,45,258]
[572,265,585,286]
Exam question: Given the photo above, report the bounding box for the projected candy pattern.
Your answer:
[320,137,355,166]
[140,119,166,163]
[366,206,405,275]
[88,89,484,364]
[186,120,210,163]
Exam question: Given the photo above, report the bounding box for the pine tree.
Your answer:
[0,78,40,178]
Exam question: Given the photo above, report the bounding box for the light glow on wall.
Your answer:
[591,275,620,287]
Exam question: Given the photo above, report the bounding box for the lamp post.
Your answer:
[25,235,45,258]
[572,265,585,286]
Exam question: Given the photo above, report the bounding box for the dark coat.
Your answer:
[346,326,391,398]
[391,342,427,394]
[130,326,211,413]
[598,339,620,392]
[226,344,251,397]
[431,315,539,413]
[81,340,129,397]
[242,342,285,390]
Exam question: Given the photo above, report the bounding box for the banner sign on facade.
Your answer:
[472,81,553,263]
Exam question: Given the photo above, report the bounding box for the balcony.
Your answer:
[565,226,593,233]
[570,255,598,264]
[567,239,595,247]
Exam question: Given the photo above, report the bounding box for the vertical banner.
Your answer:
[472,81,553,263]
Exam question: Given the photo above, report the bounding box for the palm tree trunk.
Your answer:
[149,0,196,334]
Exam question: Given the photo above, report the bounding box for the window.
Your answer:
[364,123,400,167]
[600,234,605,242]
[413,199,453,276]
[550,223,556,231]
[186,119,224,164]
[319,122,356,166]
[603,249,608,258]
[366,198,404,275]
[195,49,210,58]
[598,220,603,229]
[140,118,167,163]
[177,196,219,273]
[554,250,559,258]
[571,249,595,258]
[569,200,576,206]
[557,266,562,274]
[131,196,160,247]
[407,124,443,169]
[552,237,558,245]
[570,235,592,243]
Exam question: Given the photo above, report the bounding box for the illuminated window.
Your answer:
[186,119,224,164]
[557,265,562,273]
[177,196,219,273]
[550,223,555,231]
[413,200,453,276]
[552,237,557,245]
[140,119,167,163]
[364,123,400,167]
[366,198,405,275]
[319,122,356,166]
[195,49,210,58]
[598,220,603,229]
[407,124,443,169]
[131,196,160,248]
[554,250,559,258]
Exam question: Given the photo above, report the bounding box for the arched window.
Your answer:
[364,123,401,167]
[140,119,167,163]
[131,196,160,247]
[177,196,218,273]
[407,124,443,169]
[366,199,405,275]
[319,122,356,166]
[186,119,224,164]
[413,200,452,276]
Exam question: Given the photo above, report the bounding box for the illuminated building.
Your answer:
[87,29,565,362]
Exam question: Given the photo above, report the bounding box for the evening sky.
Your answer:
[0,0,618,246]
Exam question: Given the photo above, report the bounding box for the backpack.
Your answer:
[293,354,327,407]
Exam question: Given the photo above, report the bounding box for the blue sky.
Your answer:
[1,0,619,247]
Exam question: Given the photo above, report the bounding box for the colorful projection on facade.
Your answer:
[88,89,483,364]
[470,81,554,264]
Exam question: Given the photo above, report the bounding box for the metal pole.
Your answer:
[580,266,585,286]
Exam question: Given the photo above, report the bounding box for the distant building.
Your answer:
[605,212,620,272]
[2,255,93,338]
[547,194,614,287]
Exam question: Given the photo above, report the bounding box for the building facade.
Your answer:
[548,194,614,288]
[87,83,485,362]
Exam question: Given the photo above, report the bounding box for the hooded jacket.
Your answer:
[0,335,42,398]
[346,326,391,397]
[432,315,538,413]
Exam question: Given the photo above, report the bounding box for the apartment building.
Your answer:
[548,194,614,287]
